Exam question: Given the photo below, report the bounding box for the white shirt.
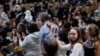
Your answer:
[19,32,42,56]
[65,43,84,56]
[24,10,33,23]
[0,12,9,22]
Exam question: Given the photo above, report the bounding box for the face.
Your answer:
[53,17,58,24]
[68,29,78,42]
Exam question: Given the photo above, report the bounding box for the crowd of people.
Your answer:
[0,0,100,56]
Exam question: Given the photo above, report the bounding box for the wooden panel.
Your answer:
[7,32,12,37]
[9,18,16,28]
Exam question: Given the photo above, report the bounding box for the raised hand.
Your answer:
[13,36,18,44]
[22,32,26,39]
[16,33,21,40]
[12,28,16,36]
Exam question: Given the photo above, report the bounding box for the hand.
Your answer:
[16,33,21,40]
[13,36,18,44]
[12,29,16,36]
[22,32,25,39]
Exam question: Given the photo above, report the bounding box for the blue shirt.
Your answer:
[39,21,53,48]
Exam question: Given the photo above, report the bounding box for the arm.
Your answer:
[39,28,45,49]
[95,41,100,56]
[19,36,29,48]
[56,38,71,51]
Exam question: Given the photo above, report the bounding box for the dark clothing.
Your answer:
[59,31,69,44]
[71,18,78,27]
[0,39,11,55]
[48,9,55,19]
[97,20,100,29]
[3,26,11,32]
[0,0,5,4]
[4,3,10,13]
[26,0,34,3]
[0,39,10,48]
[57,6,69,21]
[55,0,65,2]
[10,11,16,19]
[12,0,25,5]
[26,0,42,3]
[84,40,95,56]
[3,0,10,3]
[97,0,100,2]
[57,7,65,21]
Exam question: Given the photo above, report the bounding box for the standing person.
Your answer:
[51,16,59,35]
[0,4,9,22]
[39,12,54,55]
[84,24,100,56]
[57,23,70,56]
[59,23,70,44]
[39,12,53,49]
[14,23,42,56]
[55,27,84,56]
[51,17,68,56]
[24,10,33,23]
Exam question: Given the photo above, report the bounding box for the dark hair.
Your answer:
[0,26,7,39]
[17,22,26,34]
[63,23,71,30]
[52,16,58,21]
[43,39,58,56]
[80,11,87,17]
[26,22,39,33]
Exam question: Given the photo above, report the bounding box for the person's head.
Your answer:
[25,10,31,16]
[17,22,26,35]
[53,16,59,24]
[26,22,39,34]
[68,27,82,44]
[61,23,70,32]
[43,39,58,56]
[41,12,50,23]
[80,11,87,19]
[86,24,100,39]
[17,22,26,31]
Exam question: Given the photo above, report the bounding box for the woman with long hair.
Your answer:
[56,27,84,56]
[84,24,100,56]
